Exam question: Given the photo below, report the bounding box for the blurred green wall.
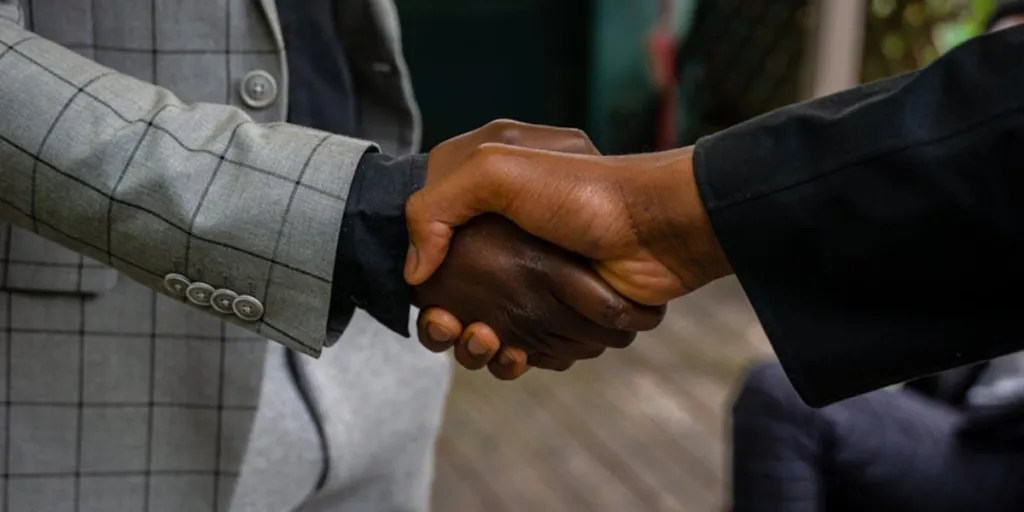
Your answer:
[393,0,695,153]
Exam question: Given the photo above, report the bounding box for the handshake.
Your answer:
[405,120,734,379]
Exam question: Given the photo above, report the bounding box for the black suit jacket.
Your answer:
[694,25,1024,407]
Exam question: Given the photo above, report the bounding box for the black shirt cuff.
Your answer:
[328,151,428,341]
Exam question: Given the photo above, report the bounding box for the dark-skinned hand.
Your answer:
[405,144,733,310]
[410,119,665,379]
[413,214,665,378]
[404,133,735,381]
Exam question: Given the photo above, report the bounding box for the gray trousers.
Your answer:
[0,274,451,512]
[231,310,452,512]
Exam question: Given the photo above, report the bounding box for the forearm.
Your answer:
[0,19,374,356]
[692,25,1024,406]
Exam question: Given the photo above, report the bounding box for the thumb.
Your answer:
[403,190,462,285]
[403,147,518,285]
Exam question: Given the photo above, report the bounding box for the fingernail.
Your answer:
[467,336,488,356]
[427,323,452,343]
[499,351,516,365]
[404,245,419,281]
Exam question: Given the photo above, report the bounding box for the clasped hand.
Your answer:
[407,120,661,379]
[406,120,732,379]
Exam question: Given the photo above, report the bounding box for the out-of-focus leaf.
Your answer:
[861,0,996,80]
[933,21,976,54]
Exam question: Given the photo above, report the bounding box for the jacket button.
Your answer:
[210,288,239,314]
[232,295,265,322]
[239,70,278,109]
[163,273,191,297]
[185,282,215,307]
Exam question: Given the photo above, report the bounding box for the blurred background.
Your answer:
[393,1,998,510]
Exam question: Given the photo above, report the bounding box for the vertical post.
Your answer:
[810,0,867,97]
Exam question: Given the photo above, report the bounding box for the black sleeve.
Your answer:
[693,25,1024,407]
[326,151,427,342]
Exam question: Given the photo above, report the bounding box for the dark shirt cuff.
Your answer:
[327,151,428,341]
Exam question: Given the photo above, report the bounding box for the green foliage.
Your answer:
[863,0,996,81]
[932,0,995,54]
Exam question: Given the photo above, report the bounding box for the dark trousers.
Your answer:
[730,362,1024,512]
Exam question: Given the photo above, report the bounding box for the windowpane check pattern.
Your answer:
[0,15,374,356]
[0,2,378,510]
[1,287,266,511]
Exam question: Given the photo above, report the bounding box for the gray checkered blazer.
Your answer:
[0,1,450,511]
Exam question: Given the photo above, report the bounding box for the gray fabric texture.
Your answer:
[0,1,449,511]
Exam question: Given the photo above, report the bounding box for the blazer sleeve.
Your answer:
[0,17,375,357]
[693,25,1024,407]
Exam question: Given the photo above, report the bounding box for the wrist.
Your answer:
[674,149,733,282]
[635,147,733,290]
[334,152,428,337]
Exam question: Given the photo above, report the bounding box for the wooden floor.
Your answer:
[431,277,775,512]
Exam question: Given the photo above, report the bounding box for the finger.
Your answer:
[550,261,667,333]
[487,346,531,381]
[594,258,686,306]
[543,333,608,360]
[548,314,636,351]
[417,308,463,353]
[404,208,458,286]
[529,353,576,372]
[539,320,623,355]
[544,288,641,350]
[453,322,502,371]
[486,120,601,155]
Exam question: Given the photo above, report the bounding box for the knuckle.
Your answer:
[486,118,517,130]
[499,128,522,146]
[469,144,512,178]
[603,300,632,330]
[564,128,596,151]
[485,119,521,143]
[468,141,500,161]
[565,127,588,141]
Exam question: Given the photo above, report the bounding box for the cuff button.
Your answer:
[163,273,191,297]
[232,295,265,322]
[211,288,239,314]
[185,282,215,307]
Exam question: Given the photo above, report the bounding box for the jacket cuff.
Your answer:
[329,151,427,339]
